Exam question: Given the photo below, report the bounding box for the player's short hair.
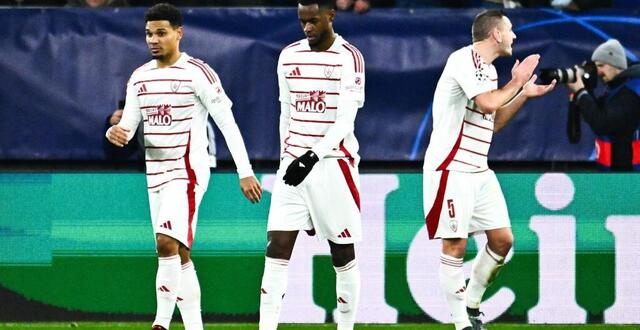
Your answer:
[145,3,183,28]
[298,0,337,10]
[472,10,506,43]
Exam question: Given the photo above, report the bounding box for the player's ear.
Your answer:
[327,8,336,22]
[176,26,184,40]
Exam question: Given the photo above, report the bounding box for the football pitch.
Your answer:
[0,324,638,330]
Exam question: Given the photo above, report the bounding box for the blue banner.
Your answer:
[0,8,639,161]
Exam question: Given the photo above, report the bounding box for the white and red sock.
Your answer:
[259,257,289,330]
[467,244,505,310]
[176,261,202,330]
[439,253,472,330]
[334,259,360,330]
[153,255,181,329]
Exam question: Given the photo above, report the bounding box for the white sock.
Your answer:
[177,261,202,330]
[467,244,505,310]
[439,254,471,330]
[334,259,360,330]
[259,257,289,330]
[153,255,182,329]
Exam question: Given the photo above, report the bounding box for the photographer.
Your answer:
[566,39,640,171]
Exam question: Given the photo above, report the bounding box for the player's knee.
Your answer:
[265,236,294,260]
[329,243,355,267]
[489,234,513,257]
[156,234,179,257]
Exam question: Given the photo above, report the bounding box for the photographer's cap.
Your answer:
[591,39,627,70]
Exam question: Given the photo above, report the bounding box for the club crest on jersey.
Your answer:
[449,220,458,233]
[324,66,334,78]
[147,104,173,126]
[170,81,181,93]
[295,90,326,113]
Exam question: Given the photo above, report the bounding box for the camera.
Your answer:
[539,60,598,90]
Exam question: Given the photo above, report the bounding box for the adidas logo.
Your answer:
[138,84,148,94]
[337,228,352,238]
[260,288,267,294]
[160,221,172,230]
[455,286,466,294]
[337,297,348,304]
[158,285,170,292]
[289,67,301,76]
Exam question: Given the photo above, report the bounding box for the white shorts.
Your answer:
[423,169,510,239]
[268,157,362,244]
[148,179,206,248]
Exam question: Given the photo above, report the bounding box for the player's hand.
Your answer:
[240,176,262,204]
[106,125,130,147]
[109,109,124,126]
[283,150,319,186]
[523,74,557,98]
[512,54,540,86]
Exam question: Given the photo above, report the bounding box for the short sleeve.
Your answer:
[451,48,496,100]
[339,44,365,108]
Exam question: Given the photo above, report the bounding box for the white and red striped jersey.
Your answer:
[277,34,365,162]
[424,45,497,172]
[116,53,253,191]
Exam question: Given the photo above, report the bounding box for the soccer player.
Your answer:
[105,3,262,330]
[422,10,555,330]
[258,0,365,329]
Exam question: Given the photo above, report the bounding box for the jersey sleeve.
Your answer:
[451,50,495,100]
[117,75,143,142]
[277,51,291,104]
[339,44,365,108]
[193,63,254,179]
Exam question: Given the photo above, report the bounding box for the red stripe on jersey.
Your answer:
[339,141,355,167]
[290,90,339,95]
[283,150,300,158]
[452,158,481,169]
[146,157,184,162]
[289,130,325,137]
[183,132,197,248]
[147,177,189,190]
[471,48,481,69]
[145,144,189,149]
[133,79,191,86]
[342,44,364,73]
[462,134,491,144]
[337,159,360,211]
[147,167,186,176]
[283,41,301,50]
[465,106,485,115]
[437,124,463,170]
[285,141,312,149]
[138,92,194,96]
[170,117,193,122]
[140,103,194,109]
[463,120,493,131]
[296,50,340,54]
[426,170,450,239]
[291,117,336,124]
[459,147,488,157]
[285,76,340,81]
[283,63,343,67]
[187,59,216,85]
[145,131,190,136]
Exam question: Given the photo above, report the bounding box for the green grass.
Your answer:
[0,323,639,330]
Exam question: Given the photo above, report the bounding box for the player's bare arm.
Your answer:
[106,125,130,147]
[494,72,557,132]
[240,176,262,204]
[474,54,540,114]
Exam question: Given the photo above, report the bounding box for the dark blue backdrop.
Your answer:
[1,7,639,161]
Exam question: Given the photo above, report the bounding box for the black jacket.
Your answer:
[575,64,640,171]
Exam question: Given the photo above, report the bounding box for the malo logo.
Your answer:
[148,104,173,126]
[296,90,326,113]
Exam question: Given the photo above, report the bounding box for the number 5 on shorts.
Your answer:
[447,199,456,218]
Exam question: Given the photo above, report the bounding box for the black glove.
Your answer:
[283,150,319,186]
